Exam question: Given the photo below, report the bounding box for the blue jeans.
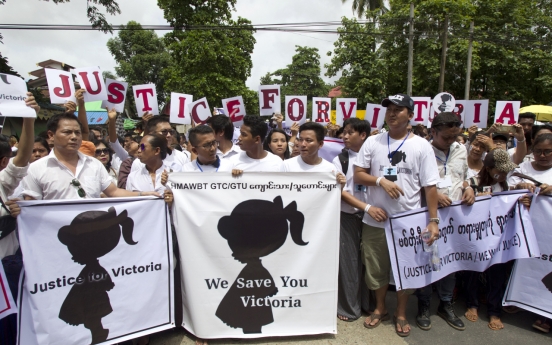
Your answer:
[417,273,456,305]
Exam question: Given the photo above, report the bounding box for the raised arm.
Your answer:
[75,89,89,139]
[13,93,39,167]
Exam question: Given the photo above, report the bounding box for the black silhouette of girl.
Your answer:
[57,207,136,344]
[438,93,453,112]
[543,272,552,293]
[215,196,306,334]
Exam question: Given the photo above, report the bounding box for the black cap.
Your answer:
[381,93,415,112]
[492,132,509,142]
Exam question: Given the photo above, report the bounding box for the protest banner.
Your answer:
[190,97,211,125]
[285,96,307,126]
[0,263,16,320]
[170,93,193,125]
[133,84,159,116]
[222,96,246,126]
[169,172,340,339]
[312,97,331,124]
[16,197,174,345]
[335,98,357,126]
[385,191,539,290]
[259,85,281,116]
[73,67,108,102]
[504,194,552,319]
[495,101,521,125]
[0,73,36,118]
[365,103,386,130]
[101,78,128,113]
[44,68,76,104]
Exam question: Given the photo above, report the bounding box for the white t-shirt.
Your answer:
[333,150,368,214]
[126,163,169,195]
[354,133,440,227]
[507,147,533,163]
[130,148,190,174]
[230,151,283,172]
[508,161,552,187]
[432,142,468,202]
[182,158,234,172]
[281,156,335,173]
[217,143,242,160]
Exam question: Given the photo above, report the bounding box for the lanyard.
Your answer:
[196,160,219,172]
[387,132,410,164]
[435,150,450,175]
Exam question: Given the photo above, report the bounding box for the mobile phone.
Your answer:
[497,125,513,133]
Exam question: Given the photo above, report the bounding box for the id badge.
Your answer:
[355,184,367,192]
[383,166,398,182]
[437,175,452,188]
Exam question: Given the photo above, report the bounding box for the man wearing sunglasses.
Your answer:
[12,113,160,202]
[181,126,234,172]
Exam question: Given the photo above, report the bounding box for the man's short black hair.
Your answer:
[0,134,11,159]
[343,118,370,139]
[206,116,234,141]
[431,112,461,132]
[46,112,83,134]
[519,112,536,121]
[188,125,215,147]
[90,126,102,133]
[299,122,325,142]
[146,116,171,134]
[243,115,268,142]
[124,131,134,139]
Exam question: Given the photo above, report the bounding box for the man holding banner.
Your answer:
[354,93,440,337]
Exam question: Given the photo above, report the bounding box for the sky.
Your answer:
[0,0,355,91]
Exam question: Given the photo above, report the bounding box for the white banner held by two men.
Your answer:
[385,191,539,290]
[16,197,174,345]
[504,194,552,318]
[169,172,341,339]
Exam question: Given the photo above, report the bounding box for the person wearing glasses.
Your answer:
[205,115,241,160]
[129,116,189,174]
[93,139,118,184]
[126,134,171,195]
[181,126,234,172]
[14,113,160,202]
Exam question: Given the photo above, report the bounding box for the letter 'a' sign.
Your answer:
[73,67,107,102]
[45,68,76,104]
[222,96,246,126]
[365,103,386,130]
[133,84,159,116]
[258,85,281,116]
[170,93,193,125]
[190,97,211,125]
[285,96,307,127]
[494,101,520,125]
[312,97,331,124]
[101,78,128,113]
[335,98,357,126]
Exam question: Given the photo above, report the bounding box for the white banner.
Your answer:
[169,172,340,339]
[0,263,17,320]
[504,194,552,318]
[16,197,174,345]
[385,191,539,290]
[0,73,36,118]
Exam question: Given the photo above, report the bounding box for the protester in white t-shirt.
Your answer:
[206,115,242,160]
[231,115,283,174]
[126,134,171,196]
[331,118,372,322]
[181,126,234,172]
[353,93,440,337]
[509,133,552,194]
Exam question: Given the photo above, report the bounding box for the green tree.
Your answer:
[158,0,258,114]
[102,71,117,80]
[107,21,171,107]
[341,0,386,18]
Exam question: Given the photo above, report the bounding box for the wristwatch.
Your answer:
[429,218,440,224]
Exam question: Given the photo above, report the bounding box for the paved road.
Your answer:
[149,293,551,345]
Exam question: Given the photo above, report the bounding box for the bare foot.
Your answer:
[488,316,504,330]
[338,314,349,321]
[464,308,478,322]
[195,339,208,345]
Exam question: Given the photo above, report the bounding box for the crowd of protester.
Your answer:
[1,90,551,345]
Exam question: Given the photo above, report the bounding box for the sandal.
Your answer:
[464,308,478,322]
[363,312,390,329]
[533,319,551,333]
[393,315,411,337]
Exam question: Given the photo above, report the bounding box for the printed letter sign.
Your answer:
[411,97,431,125]
[222,96,246,126]
[170,93,193,125]
[190,97,211,125]
[365,103,386,130]
[133,84,159,116]
[258,85,281,116]
[45,68,76,103]
[495,101,520,125]
[462,100,489,128]
[335,98,357,126]
[101,79,128,113]
[73,67,107,102]
[0,73,37,118]
[312,97,331,124]
[285,96,307,126]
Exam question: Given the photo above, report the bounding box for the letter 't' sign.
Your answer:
[411,97,431,125]
[45,68,76,104]
[170,93,193,125]
[73,67,107,102]
[101,78,128,113]
[133,84,159,116]
[258,85,281,116]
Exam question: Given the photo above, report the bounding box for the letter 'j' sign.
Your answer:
[73,67,108,102]
[170,93,193,125]
[0,73,36,118]
[133,84,159,116]
[45,69,76,104]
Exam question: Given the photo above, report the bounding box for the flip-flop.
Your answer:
[363,312,390,329]
[488,317,504,331]
[464,308,478,322]
[393,315,411,337]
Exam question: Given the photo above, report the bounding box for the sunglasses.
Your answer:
[70,179,86,198]
[159,129,176,136]
[95,148,110,156]
[140,143,146,151]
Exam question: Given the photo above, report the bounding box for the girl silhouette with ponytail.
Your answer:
[216,196,307,334]
[57,207,136,344]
